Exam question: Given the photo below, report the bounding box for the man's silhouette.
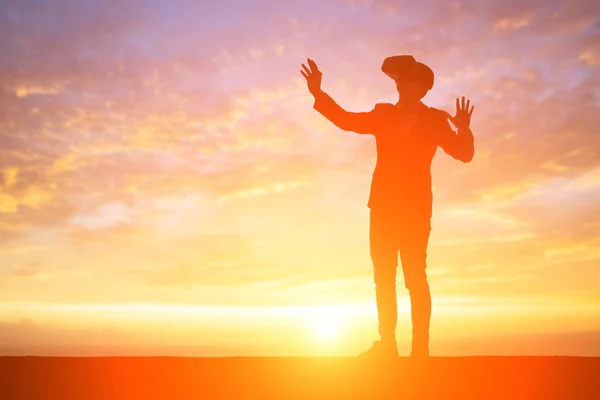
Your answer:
[301,56,474,358]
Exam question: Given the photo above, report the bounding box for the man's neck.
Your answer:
[396,99,424,113]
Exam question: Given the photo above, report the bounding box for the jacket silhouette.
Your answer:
[313,92,474,216]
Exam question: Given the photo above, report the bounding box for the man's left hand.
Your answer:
[445,96,474,131]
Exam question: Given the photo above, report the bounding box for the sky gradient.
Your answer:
[1,0,599,356]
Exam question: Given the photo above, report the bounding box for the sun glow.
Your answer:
[312,318,339,342]
[308,308,348,343]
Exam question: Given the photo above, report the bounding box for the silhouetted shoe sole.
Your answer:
[358,340,398,360]
[358,351,399,360]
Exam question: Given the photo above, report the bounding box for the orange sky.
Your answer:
[1,0,599,356]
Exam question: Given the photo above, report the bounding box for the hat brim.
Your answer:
[381,55,416,81]
[382,55,434,90]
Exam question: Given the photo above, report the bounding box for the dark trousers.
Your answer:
[369,207,431,349]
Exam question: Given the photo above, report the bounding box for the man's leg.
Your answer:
[398,216,432,356]
[369,207,401,345]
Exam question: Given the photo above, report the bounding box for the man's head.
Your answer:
[381,55,434,102]
[395,78,429,102]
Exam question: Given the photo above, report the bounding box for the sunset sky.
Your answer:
[1,0,599,357]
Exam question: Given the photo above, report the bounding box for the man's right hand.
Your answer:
[300,58,323,97]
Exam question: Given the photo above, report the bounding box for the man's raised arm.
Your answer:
[312,90,382,134]
[436,96,475,163]
[301,58,381,135]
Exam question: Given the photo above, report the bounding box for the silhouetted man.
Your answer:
[301,56,474,358]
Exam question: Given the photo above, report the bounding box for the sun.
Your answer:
[312,318,338,342]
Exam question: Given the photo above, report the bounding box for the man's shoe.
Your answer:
[358,340,398,359]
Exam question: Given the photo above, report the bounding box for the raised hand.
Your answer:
[446,96,474,131]
[300,58,323,96]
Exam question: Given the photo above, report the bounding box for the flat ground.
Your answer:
[1,356,599,399]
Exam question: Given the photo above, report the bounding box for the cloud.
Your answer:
[125,233,271,287]
[2,262,49,279]
[65,221,141,246]
[493,15,533,31]
[69,202,133,230]
[12,84,63,98]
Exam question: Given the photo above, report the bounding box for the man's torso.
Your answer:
[368,102,444,217]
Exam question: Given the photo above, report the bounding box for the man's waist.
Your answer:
[371,173,432,186]
[369,188,432,200]
[367,194,433,217]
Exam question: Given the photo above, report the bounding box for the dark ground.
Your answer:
[1,356,599,399]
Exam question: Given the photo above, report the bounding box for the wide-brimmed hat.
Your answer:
[381,55,434,90]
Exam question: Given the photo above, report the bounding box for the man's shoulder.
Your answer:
[425,107,453,131]
[372,102,396,114]
[427,106,449,119]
